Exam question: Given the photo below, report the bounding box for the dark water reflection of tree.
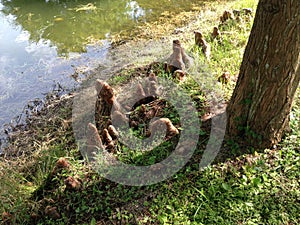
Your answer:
[0,0,199,55]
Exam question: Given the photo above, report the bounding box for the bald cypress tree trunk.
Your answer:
[227,0,300,148]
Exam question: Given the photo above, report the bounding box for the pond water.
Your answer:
[0,0,200,147]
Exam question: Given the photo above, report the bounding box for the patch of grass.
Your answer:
[147,140,300,224]
[109,71,133,86]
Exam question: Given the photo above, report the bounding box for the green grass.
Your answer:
[148,146,300,224]
[1,0,300,224]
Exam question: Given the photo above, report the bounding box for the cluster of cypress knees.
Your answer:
[36,8,253,220]
[85,8,253,158]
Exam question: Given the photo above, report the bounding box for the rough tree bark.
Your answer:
[227,0,300,148]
